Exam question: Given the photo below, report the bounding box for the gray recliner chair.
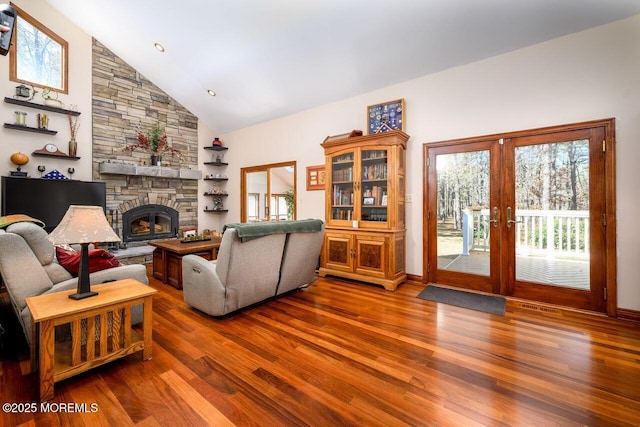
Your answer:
[0,221,149,346]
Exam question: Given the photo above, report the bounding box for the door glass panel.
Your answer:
[246,171,268,221]
[514,140,590,289]
[331,152,354,220]
[436,151,490,275]
[361,149,388,222]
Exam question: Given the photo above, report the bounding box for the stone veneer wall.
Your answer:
[91,38,199,236]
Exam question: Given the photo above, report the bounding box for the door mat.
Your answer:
[417,285,506,316]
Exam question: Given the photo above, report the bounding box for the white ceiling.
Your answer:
[45,0,640,134]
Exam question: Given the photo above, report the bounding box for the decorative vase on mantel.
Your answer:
[68,139,77,157]
[150,154,162,166]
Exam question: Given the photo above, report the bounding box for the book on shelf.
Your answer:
[333,209,353,220]
[333,185,353,206]
[362,163,387,180]
[332,166,353,182]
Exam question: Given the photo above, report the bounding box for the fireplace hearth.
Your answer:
[122,204,178,242]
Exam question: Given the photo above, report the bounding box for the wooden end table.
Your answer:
[25,279,157,402]
[149,237,222,289]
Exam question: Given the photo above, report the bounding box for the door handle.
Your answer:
[506,207,522,228]
[488,206,499,228]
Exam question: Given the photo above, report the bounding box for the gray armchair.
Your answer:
[0,221,149,346]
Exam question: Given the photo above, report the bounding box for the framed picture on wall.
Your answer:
[367,98,405,134]
[306,165,326,191]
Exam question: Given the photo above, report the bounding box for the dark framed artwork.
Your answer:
[367,98,405,134]
[306,165,326,191]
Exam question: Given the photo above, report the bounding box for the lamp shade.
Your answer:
[47,205,120,245]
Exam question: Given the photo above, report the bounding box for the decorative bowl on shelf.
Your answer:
[44,98,63,108]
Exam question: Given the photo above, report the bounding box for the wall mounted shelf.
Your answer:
[4,97,81,116]
[203,161,228,166]
[4,123,57,135]
[204,145,228,151]
[32,152,80,160]
[203,209,229,213]
[203,177,228,181]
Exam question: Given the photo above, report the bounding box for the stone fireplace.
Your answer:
[98,163,201,244]
[91,38,201,248]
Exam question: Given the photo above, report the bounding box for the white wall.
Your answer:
[0,0,92,182]
[199,15,640,311]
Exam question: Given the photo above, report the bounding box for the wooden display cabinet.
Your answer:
[319,130,408,290]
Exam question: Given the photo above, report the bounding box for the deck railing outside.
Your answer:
[462,209,590,259]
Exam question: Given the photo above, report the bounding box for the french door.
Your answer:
[424,119,616,314]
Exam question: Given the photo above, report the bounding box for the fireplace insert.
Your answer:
[122,204,178,242]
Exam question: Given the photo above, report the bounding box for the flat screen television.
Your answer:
[1,177,107,232]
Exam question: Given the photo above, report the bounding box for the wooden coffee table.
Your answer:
[26,279,156,401]
[149,237,222,289]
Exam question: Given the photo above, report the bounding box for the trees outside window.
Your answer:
[10,4,68,93]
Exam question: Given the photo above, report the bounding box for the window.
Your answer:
[270,194,289,221]
[247,193,260,221]
[241,162,296,223]
[10,4,68,93]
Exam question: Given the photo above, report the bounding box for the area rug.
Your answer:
[417,285,506,316]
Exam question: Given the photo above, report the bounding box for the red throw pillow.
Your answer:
[56,246,121,276]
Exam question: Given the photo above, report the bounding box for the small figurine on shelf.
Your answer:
[213,197,224,211]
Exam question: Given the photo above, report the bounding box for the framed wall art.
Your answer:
[306,165,326,191]
[367,98,405,134]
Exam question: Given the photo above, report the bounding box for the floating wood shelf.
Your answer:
[204,145,228,151]
[4,123,57,135]
[4,97,81,116]
[203,177,228,181]
[32,152,80,160]
[203,161,228,166]
[203,209,229,213]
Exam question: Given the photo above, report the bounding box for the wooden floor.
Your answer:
[2,268,640,426]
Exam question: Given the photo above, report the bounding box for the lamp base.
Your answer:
[68,291,98,300]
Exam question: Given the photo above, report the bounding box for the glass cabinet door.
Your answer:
[360,149,388,224]
[330,151,355,221]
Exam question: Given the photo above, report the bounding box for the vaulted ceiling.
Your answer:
[45,0,640,134]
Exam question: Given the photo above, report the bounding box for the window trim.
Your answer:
[9,3,69,94]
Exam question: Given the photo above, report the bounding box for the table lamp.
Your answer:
[47,205,121,300]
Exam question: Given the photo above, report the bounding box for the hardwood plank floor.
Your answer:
[1,268,640,426]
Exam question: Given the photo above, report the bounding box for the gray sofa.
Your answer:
[182,219,324,316]
[0,221,149,346]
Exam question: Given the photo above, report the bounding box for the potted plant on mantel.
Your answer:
[124,121,180,165]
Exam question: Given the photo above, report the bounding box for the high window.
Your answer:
[10,4,68,93]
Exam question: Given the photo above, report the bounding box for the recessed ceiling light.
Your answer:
[154,43,165,52]
[207,89,216,96]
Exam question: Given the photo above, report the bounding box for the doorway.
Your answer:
[424,119,616,314]
[240,161,296,223]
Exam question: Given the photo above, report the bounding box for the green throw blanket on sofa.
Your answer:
[0,214,45,229]
[223,219,323,242]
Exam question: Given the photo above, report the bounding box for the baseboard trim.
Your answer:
[617,308,640,323]
[406,274,423,283]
